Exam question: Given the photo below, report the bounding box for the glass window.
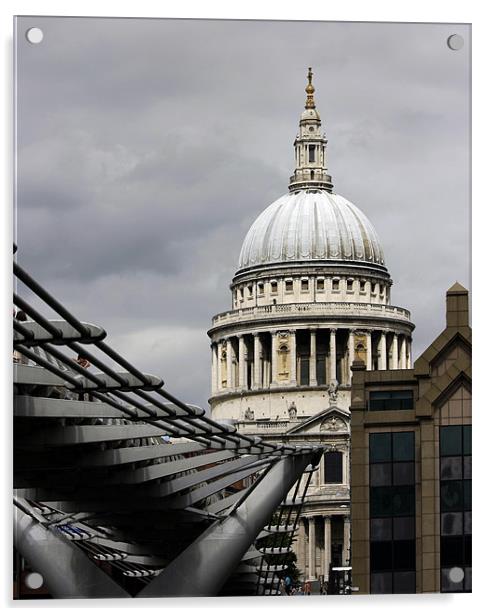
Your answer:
[442,568,464,592]
[316,278,324,291]
[393,432,415,461]
[371,572,392,594]
[371,518,392,541]
[440,457,463,480]
[464,535,472,566]
[324,451,343,484]
[393,462,415,486]
[393,540,416,570]
[270,281,278,294]
[463,425,471,455]
[347,279,353,291]
[441,512,463,536]
[370,463,392,487]
[360,280,366,293]
[439,423,472,592]
[308,144,315,162]
[392,486,415,516]
[257,282,264,295]
[441,536,463,567]
[285,280,293,292]
[370,541,393,570]
[463,480,471,510]
[368,390,414,411]
[371,487,393,517]
[393,571,415,594]
[332,279,339,291]
[393,517,415,540]
[464,511,472,535]
[370,433,392,462]
[441,480,463,512]
[301,279,309,291]
[464,567,472,592]
[440,426,462,456]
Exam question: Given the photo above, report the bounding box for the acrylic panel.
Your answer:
[13,17,471,598]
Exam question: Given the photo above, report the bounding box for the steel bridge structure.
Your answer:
[13,253,323,598]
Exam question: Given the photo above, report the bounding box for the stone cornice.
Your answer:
[232,260,392,286]
[208,383,352,405]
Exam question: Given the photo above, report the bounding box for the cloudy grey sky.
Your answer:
[15,17,470,409]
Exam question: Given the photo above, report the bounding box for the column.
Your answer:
[226,337,233,389]
[271,331,278,386]
[407,338,412,368]
[309,329,317,386]
[297,518,307,578]
[217,341,224,391]
[366,331,372,371]
[391,333,399,369]
[253,333,261,389]
[211,344,218,394]
[380,331,387,370]
[343,515,351,566]
[330,329,337,381]
[401,336,407,370]
[348,329,355,382]
[238,335,246,389]
[308,517,316,581]
[290,330,297,385]
[324,516,332,580]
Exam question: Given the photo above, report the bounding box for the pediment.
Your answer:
[286,406,349,435]
[415,330,471,377]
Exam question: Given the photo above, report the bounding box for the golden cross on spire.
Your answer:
[305,67,316,109]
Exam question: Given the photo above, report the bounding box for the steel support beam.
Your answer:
[14,505,129,599]
[138,452,316,597]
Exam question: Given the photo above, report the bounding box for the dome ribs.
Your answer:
[236,191,386,274]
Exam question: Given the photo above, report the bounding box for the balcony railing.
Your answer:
[211,301,411,327]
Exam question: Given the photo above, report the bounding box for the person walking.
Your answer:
[75,354,91,401]
[284,575,292,595]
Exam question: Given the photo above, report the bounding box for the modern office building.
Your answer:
[350,282,471,593]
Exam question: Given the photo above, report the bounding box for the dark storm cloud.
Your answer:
[15,17,470,408]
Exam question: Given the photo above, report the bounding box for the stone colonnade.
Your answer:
[211,327,412,394]
[296,514,350,581]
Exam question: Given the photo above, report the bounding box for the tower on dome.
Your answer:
[288,67,333,193]
[208,68,415,585]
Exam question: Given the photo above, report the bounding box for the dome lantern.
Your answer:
[289,67,333,193]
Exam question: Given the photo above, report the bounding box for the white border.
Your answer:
[2,1,486,614]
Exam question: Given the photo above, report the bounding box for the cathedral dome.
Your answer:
[237,189,386,272]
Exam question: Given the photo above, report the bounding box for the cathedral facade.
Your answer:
[208,69,414,583]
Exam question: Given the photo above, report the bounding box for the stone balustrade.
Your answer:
[211,301,411,328]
